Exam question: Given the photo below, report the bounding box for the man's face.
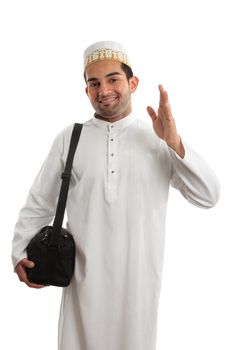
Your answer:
[85,61,138,122]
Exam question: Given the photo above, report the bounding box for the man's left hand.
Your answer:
[147,85,185,158]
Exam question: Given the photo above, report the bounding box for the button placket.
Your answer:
[107,125,118,197]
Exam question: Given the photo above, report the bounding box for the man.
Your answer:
[12,41,220,350]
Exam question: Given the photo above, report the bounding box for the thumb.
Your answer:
[21,258,35,269]
[146,106,157,122]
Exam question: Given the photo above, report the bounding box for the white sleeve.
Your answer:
[169,141,220,209]
[11,131,65,268]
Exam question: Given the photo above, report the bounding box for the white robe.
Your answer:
[12,113,220,350]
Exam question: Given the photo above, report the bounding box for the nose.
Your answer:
[98,82,111,96]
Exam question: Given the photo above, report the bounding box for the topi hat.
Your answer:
[83,41,131,71]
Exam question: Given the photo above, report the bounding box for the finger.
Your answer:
[16,263,32,284]
[19,266,46,288]
[27,282,46,289]
[16,260,46,288]
[20,258,35,269]
[159,84,169,107]
[159,84,165,93]
[16,263,27,282]
[146,106,157,121]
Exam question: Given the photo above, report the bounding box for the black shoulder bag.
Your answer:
[26,123,83,287]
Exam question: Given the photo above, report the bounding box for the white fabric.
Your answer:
[12,113,220,350]
[84,41,128,59]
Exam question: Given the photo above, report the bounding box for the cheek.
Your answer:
[121,86,131,97]
[87,90,96,101]
[117,83,129,95]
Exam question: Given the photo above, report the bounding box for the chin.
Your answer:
[98,109,120,118]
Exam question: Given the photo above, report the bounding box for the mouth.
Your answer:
[98,95,118,104]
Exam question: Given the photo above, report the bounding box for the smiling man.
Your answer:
[85,59,138,121]
[12,41,220,350]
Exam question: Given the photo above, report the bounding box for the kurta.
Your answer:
[12,113,220,350]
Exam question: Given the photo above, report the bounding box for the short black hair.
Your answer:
[120,63,134,81]
[84,62,134,82]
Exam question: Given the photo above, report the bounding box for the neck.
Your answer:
[94,108,132,123]
[94,114,129,123]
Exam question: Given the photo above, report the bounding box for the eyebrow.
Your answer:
[106,72,122,78]
[86,72,122,83]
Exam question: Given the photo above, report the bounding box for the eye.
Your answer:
[109,78,117,83]
[88,81,99,88]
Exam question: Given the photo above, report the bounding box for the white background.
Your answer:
[0,0,232,349]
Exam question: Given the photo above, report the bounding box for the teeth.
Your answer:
[99,96,117,103]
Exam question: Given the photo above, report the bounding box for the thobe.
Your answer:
[12,113,220,350]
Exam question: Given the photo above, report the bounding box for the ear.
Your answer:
[85,86,89,96]
[129,76,139,93]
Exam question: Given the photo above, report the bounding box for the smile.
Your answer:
[98,96,118,104]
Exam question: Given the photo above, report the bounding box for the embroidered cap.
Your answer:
[83,41,131,71]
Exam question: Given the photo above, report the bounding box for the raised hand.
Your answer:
[147,85,185,158]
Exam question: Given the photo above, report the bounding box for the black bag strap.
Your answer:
[52,123,83,241]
